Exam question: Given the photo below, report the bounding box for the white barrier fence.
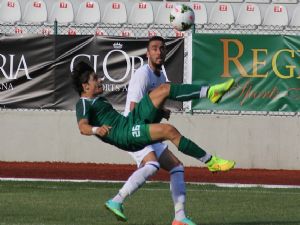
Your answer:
[1,110,299,170]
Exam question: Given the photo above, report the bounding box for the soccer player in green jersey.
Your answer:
[73,61,234,155]
[72,61,235,224]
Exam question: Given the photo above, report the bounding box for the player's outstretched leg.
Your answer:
[149,78,235,109]
[168,78,234,103]
[177,135,235,172]
[105,200,128,222]
[172,217,197,225]
[149,124,235,173]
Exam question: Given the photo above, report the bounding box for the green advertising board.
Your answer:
[192,33,300,112]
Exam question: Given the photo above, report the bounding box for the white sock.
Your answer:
[111,193,123,203]
[170,165,186,221]
[200,86,209,98]
[112,161,160,203]
[199,153,212,163]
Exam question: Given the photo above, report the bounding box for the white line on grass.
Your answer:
[1,177,300,189]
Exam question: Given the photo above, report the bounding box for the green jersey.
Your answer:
[76,95,160,151]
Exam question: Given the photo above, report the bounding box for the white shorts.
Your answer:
[129,142,168,167]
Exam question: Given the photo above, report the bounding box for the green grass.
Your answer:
[0,181,300,225]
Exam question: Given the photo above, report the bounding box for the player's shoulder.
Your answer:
[76,98,84,107]
[76,98,85,107]
[134,64,151,77]
[76,97,92,108]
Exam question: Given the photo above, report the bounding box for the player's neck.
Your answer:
[81,93,96,99]
[148,63,162,76]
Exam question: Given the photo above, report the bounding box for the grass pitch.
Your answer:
[0,181,300,225]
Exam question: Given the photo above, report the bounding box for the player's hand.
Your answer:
[97,125,112,137]
[161,108,171,120]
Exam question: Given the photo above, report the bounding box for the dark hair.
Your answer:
[147,36,165,49]
[71,61,95,96]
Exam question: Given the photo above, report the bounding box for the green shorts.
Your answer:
[106,95,161,152]
[100,123,152,152]
[125,123,152,151]
[126,95,161,151]
[100,95,162,152]
[129,94,162,124]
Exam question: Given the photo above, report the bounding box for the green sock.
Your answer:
[178,136,207,158]
[169,84,202,101]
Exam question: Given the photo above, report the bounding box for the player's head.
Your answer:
[71,61,103,96]
[147,36,166,69]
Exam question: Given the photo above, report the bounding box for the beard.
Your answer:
[153,59,164,69]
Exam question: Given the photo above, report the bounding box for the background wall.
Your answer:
[1,110,299,170]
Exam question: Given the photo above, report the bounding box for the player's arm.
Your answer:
[78,119,111,137]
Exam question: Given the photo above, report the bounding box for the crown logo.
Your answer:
[113,42,123,49]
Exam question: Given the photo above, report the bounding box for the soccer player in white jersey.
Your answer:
[105,36,234,225]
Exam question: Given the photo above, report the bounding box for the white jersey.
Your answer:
[124,64,168,167]
[124,64,167,116]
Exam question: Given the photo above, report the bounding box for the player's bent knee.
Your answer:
[170,161,183,170]
[163,124,179,139]
[144,161,160,177]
